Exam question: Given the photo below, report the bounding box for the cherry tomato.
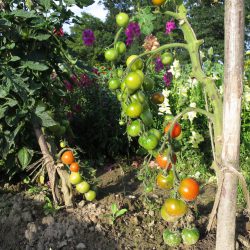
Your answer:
[151,92,164,104]
[143,76,154,91]
[160,206,179,222]
[164,122,181,138]
[126,55,143,71]
[142,134,158,150]
[135,70,144,81]
[161,52,173,65]
[156,152,176,169]
[163,198,187,217]
[130,91,146,103]
[181,228,200,245]
[105,48,118,61]
[152,0,166,6]
[145,185,153,193]
[140,109,154,127]
[125,72,142,91]
[115,41,126,54]
[156,171,174,190]
[108,78,121,90]
[84,190,96,201]
[76,181,90,193]
[127,120,142,137]
[126,102,143,118]
[148,128,162,141]
[163,229,182,247]
[70,162,80,172]
[61,151,74,165]
[69,172,82,185]
[116,12,129,27]
[178,178,199,201]
[60,140,66,148]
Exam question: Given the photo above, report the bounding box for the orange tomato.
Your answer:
[163,198,187,217]
[151,92,164,104]
[178,178,199,201]
[61,150,75,165]
[152,0,166,6]
[164,122,181,138]
[70,162,80,172]
[156,153,177,169]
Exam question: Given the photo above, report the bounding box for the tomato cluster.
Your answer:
[61,150,96,201]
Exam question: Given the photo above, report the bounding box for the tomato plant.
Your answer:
[116,12,129,27]
[156,171,174,190]
[178,178,200,201]
[163,229,182,247]
[70,162,80,172]
[182,228,200,245]
[61,151,75,165]
[164,122,182,138]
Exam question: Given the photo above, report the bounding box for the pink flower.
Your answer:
[64,80,73,91]
[165,20,176,34]
[53,27,64,37]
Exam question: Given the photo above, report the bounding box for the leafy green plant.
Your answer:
[106,203,128,225]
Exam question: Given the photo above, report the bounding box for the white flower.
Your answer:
[189,131,204,148]
[188,102,197,123]
[187,77,198,88]
[169,59,181,79]
[158,88,172,115]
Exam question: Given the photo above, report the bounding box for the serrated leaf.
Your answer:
[34,110,57,128]
[17,147,33,169]
[115,209,128,218]
[136,7,156,35]
[21,61,49,71]
[31,34,51,41]
[40,0,51,10]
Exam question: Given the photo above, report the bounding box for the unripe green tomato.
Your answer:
[161,52,173,65]
[69,172,82,185]
[125,72,142,91]
[135,70,144,81]
[76,181,90,194]
[84,190,96,201]
[115,41,126,54]
[108,78,121,90]
[60,141,66,148]
[116,12,129,27]
[126,102,143,118]
[126,55,143,71]
[127,120,142,137]
[163,229,182,247]
[148,128,162,141]
[105,48,118,61]
[143,76,154,91]
[181,228,200,245]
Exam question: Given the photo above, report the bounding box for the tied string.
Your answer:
[207,164,250,231]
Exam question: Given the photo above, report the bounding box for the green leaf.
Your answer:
[21,61,49,71]
[136,7,156,35]
[64,0,76,5]
[17,147,33,169]
[31,34,51,41]
[12,10,36,19]
[40,0,51,10]
[10,56,21,62]
[34,108,57,128]
[111,203,118,215]
[75,0,94,7]
[0,106,8,119]
[115,209,128,218]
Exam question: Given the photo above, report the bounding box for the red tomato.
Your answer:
[61,151,74,165]
[70,162,80,172]
[164,122,181,138]
[156,153,176,169]
[178,178,199,201]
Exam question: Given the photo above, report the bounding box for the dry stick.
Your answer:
[207,166,250,231]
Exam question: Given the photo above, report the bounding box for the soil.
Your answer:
[0,165,249,250]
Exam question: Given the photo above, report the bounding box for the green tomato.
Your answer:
[115,41,126,54]
[76,181,90,194]
[84,190,96,201]
[116,12,129,27]
[125,72,142,91]
[126,55,143,71]
[148,128,162,141]
[69,172,82,185]
[60,140,66,148]
[143,76,154,91]
[105,48,118,62]
[145,185,153,193]
[161,52,173,65]
[130,91,146,104]
[182,228,200,245]
[140,109,154,127]
[143,134,158,150]
[163,229,182,247]
[135,70,144,81]
[126,102,143,118]
[127,120,142,137]
[108,78,121,90]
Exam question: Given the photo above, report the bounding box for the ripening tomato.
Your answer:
[127,120,142,137]
[152,0,166,6]
[105,48,118,61]
[160,206,179,222]
[163,198,187,217]
[163,229,182,247]
[126,55,143,71]
[164,122,181,138]
[61,151,75,165]
[125,72,142,91]
[156,171,174,190]
[116,12,129,27]
[178,178,199,201]
[156,152,176,169]
[151,92,164,104]
[70,162,80,172]
[126,102,143,118]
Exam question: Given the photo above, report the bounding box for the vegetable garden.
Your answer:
[0,0,250,249]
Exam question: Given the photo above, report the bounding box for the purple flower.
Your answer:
[165,20,176,34]
[64,80,73,91]
[82,29,95,46]
[155,57,164,72]
[80,73,92,87]
[125,22,141,46]
[163,71,173,87]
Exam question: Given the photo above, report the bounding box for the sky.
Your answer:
[63,1,108,33]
